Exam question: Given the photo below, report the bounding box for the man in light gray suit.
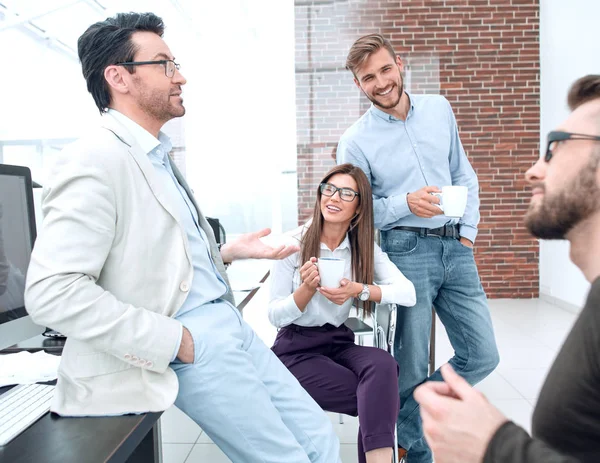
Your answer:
[24,12,340,463]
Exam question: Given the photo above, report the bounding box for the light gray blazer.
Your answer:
[25,113,233,416]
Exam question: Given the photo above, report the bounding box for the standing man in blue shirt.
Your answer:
[337,34,499,463]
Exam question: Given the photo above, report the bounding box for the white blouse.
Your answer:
[268,234,416,328]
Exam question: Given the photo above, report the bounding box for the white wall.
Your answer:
[1,0,297,240]
[539,0,600,309]
[0,28,96,142]
[177,0,298,237]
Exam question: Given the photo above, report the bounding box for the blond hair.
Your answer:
[345,34,397,77]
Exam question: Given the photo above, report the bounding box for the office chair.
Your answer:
[344,305,436,371]
[343,315,372,346]
[342,303,401,463]
[206,217,226,245]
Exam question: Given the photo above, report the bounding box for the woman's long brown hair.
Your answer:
[300,163,375,315]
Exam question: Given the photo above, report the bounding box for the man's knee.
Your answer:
[456,342,500,384]
[479,343,500,377]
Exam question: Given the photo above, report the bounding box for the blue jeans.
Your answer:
[381,230,499,463]
[171,300,341,463]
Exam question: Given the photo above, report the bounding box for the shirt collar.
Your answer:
[368,91,415,122]
[320,233,351,252]
[107,109,172,164]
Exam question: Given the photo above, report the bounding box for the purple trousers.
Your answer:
[272,323,399,463]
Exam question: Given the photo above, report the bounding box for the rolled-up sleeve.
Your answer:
[268,254,304,328]
[373,244,416,307]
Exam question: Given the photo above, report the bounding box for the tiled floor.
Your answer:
[160,284,579,463]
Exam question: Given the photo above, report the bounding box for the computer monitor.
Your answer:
[0,164,45,350]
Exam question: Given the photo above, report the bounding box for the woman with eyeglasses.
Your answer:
[269,163,416,463]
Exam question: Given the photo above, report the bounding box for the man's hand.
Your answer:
[407,186,445,218]
[317,278,360,305]
[414,364,508,463]
[219,228,300,263]
[459,237,473,248]
[300,257,320,290]
[176,327,194,364]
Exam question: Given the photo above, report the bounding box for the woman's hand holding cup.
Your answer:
[318,278,359,306]
[300,257,320,290]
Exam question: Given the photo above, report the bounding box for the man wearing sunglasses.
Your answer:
[414,74,600,462]
[24,12,340,463]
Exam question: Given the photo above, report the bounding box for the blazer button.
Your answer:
[180,281,190,292]
[146,361,154,368]
[124,354,132,360]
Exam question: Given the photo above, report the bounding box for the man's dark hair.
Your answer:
[568,75,600,111]
[77,12,165,114]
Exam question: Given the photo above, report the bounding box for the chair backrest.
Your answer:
[373,303,397,356]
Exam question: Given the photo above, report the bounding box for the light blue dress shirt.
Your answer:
[337,93,480,243]
[108,110,228,359]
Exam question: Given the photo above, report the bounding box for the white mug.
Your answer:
[432,186,468,218]
[317,257,346,288]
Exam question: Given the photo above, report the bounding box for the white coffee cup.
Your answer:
[431,186,468,218]
[317,257,346,288]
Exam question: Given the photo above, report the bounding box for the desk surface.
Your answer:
[0,403,161,463]
[0,346,161,463]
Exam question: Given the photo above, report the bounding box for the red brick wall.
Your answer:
[295,0,540,298]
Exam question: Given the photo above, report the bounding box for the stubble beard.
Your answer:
[369,76,404,110]
[135,80,185,124]
[525,155,600,239]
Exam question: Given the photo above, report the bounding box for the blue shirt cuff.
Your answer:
[459,223,478,243]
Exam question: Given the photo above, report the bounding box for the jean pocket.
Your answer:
[384,231,419,255]
[457,239,474,252]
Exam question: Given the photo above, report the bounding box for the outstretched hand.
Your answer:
[414,364,508,463]
[219,228,299,263]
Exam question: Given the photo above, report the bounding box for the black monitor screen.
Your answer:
[0,167,36,324]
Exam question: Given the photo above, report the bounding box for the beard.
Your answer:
[525,154,600,239]
[367,75,404,110]
[134,79,185,124]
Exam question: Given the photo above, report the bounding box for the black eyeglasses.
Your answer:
[545,130,600,162]
[319,183,360,202]
[115,59,180,78]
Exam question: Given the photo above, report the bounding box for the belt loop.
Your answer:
[420,228,426,237]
